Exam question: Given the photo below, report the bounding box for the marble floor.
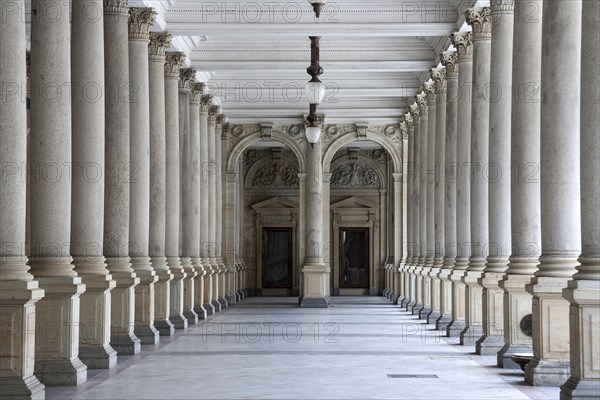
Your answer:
[46,297,560,400]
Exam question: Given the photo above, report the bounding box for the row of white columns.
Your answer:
[0,1,244,398]
[393,1,598,397]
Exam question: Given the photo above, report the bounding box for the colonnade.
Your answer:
[390,1,599,398]
[0,1,243,397]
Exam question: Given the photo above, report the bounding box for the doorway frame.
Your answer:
[261,227,293,290]
[338,227,370,289]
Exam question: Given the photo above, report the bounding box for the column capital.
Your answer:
[410,102,421,123]
[164,51,186,78]
[104,0,128,15]
[179,68,196,91]
[441,51,458,78]
[201,95,214,114]
[221,122,230,139]
[148,32,172,62]
[399,120,408,139]
[490,0,514,14]
[190,85,203,105]
[424,82,436,106]
[451,32,473,62]
[128,7,157,41]
[465,7,492,41]
[417,94,428,114]
[430,67,447,93]
[208,105,220,124]
[404,112,414,129]
[216,113,226,126]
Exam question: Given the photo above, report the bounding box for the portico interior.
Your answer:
[0,0,598,400]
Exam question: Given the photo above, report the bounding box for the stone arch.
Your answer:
[226,131,306,174]
[323,130,402,174]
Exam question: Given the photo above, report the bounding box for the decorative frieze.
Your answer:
[164,52,186,78]
[251,163,300,188]
[331,162,380,188]
[128,7,157,41]
[149,32,172,62]
[260,123,273,139]
[451,32,473,62]
[355,122,370,139]
[465,7,492,41]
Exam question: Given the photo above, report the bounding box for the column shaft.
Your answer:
[0,0,45,396]
[128,7,159,345]
[477,0,514,356]
[215,116,229,308]
[164,52,187,329]
[72,0,117,369]
[461,7,492,346]
[29,0,87,385]
[104,0,141,356]
[206,107,220,312]
[149,32,174,337]
[198,95,213,315]
[561,0,600,396]
[526,0,582,387]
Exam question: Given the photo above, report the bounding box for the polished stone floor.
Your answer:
[46,297,559,400]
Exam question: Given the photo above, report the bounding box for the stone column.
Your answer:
[128,7,159,345]
[104,0,141,356]
[164,52,188,329]
[179,68,199,325]
[197,94,213,316]
[300,137,329,308]
[206,106,220,312]
[429,67,446,324]
[0,0,45,396]
[419,83,436,320]
[404,103,421,310]
[525,0,582,387]
[447,31,473,338]
[461,7,491,346]
[438,51,458,331]
[71,0,117,369]
[402,113,415,306]
[216,115,229,308]
[498,0,542,369]
[411,94,428,315]
[28,0,87,385]
[561,1,600,397]
[190,83,207,321]
[476,0,513,356]
[148,32,174,337]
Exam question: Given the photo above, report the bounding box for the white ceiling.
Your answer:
[27,0,480,124]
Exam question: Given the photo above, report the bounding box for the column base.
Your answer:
[204,302,216,315]
[418,306,431,320]
[427,310,441,325]
[183,310,199,325]
[226,294,237,305]
[34,357,87,387]
[110,332,141,355]
[211,299,222,312]
[497,345,534,369]
[134,325,159,345]
[476,335,505,356]
[154,319,175,336]
[300,296,329,308]
[435,314,452,331]
[169,313,188,329]
[460,325,484,345]
[525,358,570,387]
[560,376,600,400]
[218,297,229,309]
[410,302,423,315]
[0,376,45,400]
[78,344,118,369]
[194,304,208,320]
[447,319,466,338]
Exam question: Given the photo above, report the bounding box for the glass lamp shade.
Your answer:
[305,126,321,144]
[305,81,326,104]
[307,0,325,4]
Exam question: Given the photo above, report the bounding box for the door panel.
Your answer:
[339,228,369,289]
[262,228,292,288]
